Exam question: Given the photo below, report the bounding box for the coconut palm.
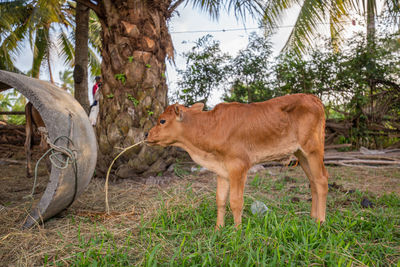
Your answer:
[0,0,74,79]
[0,0,34,73]
[72,0,266,176]
[263,0,400,54]
[0,1,101,82]
[0,0,102,112]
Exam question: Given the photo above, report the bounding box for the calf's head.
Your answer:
[146,102,204,147]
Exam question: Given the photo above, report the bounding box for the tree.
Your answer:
[175,35,231,107]
[224,32,274,103]
[73,0,267,177]
[0,0,101,108]
[0,0,27,73]
[74,1,90,113]
[275,34,400,148]
[0,0,72,79]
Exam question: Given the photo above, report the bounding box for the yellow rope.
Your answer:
[105,140,144,214]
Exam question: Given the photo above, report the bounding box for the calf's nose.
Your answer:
[144,132,148,139]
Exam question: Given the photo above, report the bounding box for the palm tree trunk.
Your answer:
[329,0,340,53]
[47,54,54,84]
[95,0,175,177]
[366,0,376,44]
[74,2,90,114]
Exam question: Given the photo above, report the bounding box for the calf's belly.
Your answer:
[189,152,229,178]
[250,142,300,165]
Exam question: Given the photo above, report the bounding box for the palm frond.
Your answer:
[31,26,50,78]
[261,0,297,34]
[58,31,75,66]
[281,0,355,54]
[226,0,266,22]
[88,46,101,77]
[384,0,400,28]
[185,0,222,20]
[184,0,265,22]
[329,0,353,51]
[88,9,102,53]
[282,0,329,54]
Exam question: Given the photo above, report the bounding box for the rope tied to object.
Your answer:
[25,128,78,209]
[105,140,144,214]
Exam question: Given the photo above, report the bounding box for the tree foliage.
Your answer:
[224,32,275,103]
[0,0,101,79]
[175,35,231,107]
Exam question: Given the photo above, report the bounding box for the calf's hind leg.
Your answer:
[216,176,229,229]
[295,150,328,222]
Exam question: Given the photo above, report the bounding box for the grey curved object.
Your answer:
[0,70,97,228]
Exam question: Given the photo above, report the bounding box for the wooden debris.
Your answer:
[0,158,24,165]
[324,148,400,168]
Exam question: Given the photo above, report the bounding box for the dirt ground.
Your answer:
[0,144,399,265]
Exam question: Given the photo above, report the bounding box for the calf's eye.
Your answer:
[160,119,166,124]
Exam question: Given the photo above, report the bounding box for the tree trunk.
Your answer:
[366,0,376,122]
[74,2,90,114]
[329,0,340,53]
[366,0,376,45]
[95,0,175,177]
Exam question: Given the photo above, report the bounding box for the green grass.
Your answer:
[46,173,400,266]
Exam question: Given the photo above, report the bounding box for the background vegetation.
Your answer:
[174,31,400,149]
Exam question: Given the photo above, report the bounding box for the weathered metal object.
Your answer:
[0,70,97,228]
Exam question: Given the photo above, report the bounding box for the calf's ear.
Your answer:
[174,103,180,116]
[190,102,204,112]
[174,104,184,121]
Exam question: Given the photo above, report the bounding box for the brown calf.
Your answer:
[147,94,328,228]
[25,102,49,177]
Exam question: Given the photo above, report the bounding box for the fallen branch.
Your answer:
[325,159,400,166]
[0,111,25,115]
[0,158,25,165]
[325,144,352,150]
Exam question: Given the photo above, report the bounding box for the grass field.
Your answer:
[1,163,399,266]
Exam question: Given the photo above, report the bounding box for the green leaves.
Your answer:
[0,0,102,80]
[175,33,275,106]
[224,32,275,103]
[175,35,231,107]
[115,73,126,84]
[127,94,139,106]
